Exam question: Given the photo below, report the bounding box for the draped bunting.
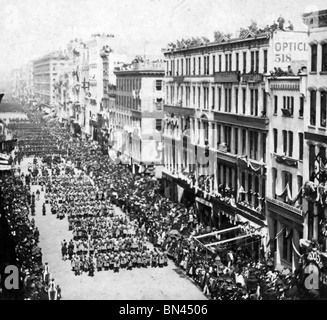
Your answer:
[315,184,327,206]
[303,181,327,206]
[276,183,289,198]
[292,239,302,257]
[287,186,303,205]
[276,183,302,206]
[177,185,184,203]
[275,227,285,240]
[238,156,262,172]
[273,154,298,168]
[239,186,246,194]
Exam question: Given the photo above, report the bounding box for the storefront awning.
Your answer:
[194,226,242,240]
[205,234,252,247]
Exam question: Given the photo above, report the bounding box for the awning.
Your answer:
[194,226,242,240]
[236,213,265,229]
[205,234,252,247]
[195,197,213,208]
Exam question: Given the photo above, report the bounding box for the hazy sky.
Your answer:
[1,0,326,75]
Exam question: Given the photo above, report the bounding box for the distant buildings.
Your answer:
[33,52,68,106]
[12,62,33,100]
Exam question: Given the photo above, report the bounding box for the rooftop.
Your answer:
[114,61,165,73]
[302,8,327,28]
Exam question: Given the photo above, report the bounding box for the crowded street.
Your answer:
[19,157,207,300]
[2,1,327,302]
[0,100,321,301]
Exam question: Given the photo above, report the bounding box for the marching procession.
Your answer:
[0,99,321,300]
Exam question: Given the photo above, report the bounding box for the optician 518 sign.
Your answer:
[271,31,308,67]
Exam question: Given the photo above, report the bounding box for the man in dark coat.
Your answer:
[61,242,68,260]
[34,227,40,243]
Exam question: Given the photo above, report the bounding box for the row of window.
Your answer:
[167,49,268,76]
[166,120,266,162]
[310,42,327,72]
[117,78,142,92]
[273,129,303,160]
[310,90,327,127]
[168,85,267,116]
[116,79,163,92]
[240,172,266,208]
[115,95,141,110]
[271,169,303,202]
[274,95,304,117]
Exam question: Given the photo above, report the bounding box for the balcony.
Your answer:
[236,202,266,221]
[163,103,195,117]
[272,153,298,168]
[172,76,185,84]
[241,73,264,83]
[266,197,303,224]
[213,111,269,130]
[131,109,142,118]
[214,71,240,83]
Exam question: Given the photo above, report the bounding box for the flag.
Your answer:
[177,185,184,203]
[239,186,245,194]
[0,153,10,160]
[275,227,285,240]
[292,239,302,257]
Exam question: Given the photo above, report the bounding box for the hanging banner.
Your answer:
[0,165,12,170]
[0,153,10,160]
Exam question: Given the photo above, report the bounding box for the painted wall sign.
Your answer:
[270,31,308,70]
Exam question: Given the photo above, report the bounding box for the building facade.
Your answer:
[11,63,34,102]
[112,60,165,175]
[266,74,307,271]
[53,39,86,136]
[301,9,327,288]
[33,52,68,107]
[161,29,308,258]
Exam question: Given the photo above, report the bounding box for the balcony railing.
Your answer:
[266,197,303,218]
[241,73,264,83]
[214,71,240,83]
[213,111,269,130]
[163,103,195,116]
[128,61,165,71]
